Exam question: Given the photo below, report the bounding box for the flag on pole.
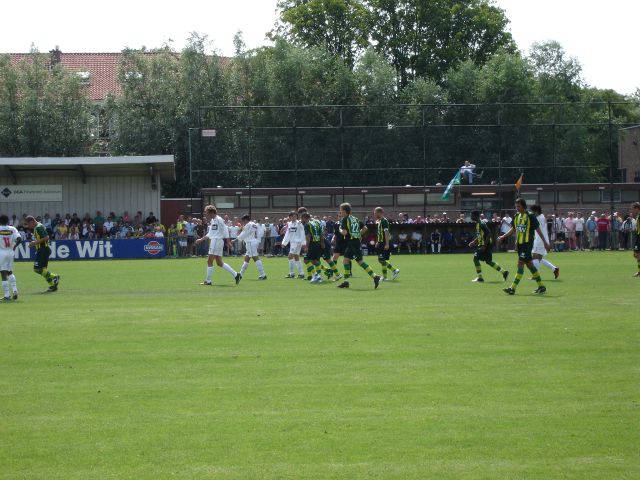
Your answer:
[441,170,461,200]
[515,173,524,193]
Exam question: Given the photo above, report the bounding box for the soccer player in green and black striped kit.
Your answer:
[498,198,551,295]
[337,203,381,289]
[469,210,508,283]
[373,207,400,281]
[26,215,60,292]
[301,212,325,283]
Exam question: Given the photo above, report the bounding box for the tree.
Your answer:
[273,0,370,68]
[528,40,583,102]
[0,48,92,157]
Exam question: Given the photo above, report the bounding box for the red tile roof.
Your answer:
[9,52,123,102]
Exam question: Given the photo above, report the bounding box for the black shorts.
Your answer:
[376,243,390,261]
[344,240,363,261]
[34,246,51,270]
[322,241,332,260]
[334,241,346,256]
[305,242,323,262]
[634,235,640,252]
[517,244,533,262]
[474,246,493,263]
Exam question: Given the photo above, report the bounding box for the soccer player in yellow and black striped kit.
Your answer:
[373,207,400,281]
[337,203,381,289]
[26,215,60,292]
[498,198,551,295]
[469,210,508,283]
[631,202,640,277]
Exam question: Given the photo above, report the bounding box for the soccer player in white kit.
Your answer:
[237,214,267,280]
[195,205,242,285]
[0,214,22,301]
[281,211,306,278]
[530,204,560,279]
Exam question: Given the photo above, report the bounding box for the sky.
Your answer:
[1,0,638,95]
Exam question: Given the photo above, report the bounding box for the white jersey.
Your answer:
[282,220,305,246]
[237,221,259,244]
[0,225,21,251]
[206,215,229,240]
[533,214,549,255]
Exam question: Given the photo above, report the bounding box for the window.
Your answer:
[273,195,297,208]
[426,193,454,205]
[239,196,268,208]
[397,193,423,206]
[540,191,555,203]
[76,71,91,85]
[621,190,639,202]
[335,195,363,207]
[582,190,600,202]
[301,195,331,207]
[364,194,393,206]
[601,190,621,203]
[558,191,578,203]
[213,196,236,209]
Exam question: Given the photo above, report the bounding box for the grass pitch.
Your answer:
[1,252,638,479]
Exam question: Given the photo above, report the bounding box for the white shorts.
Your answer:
[532,239,547,256]
[208,238,225,257]
[289,242,302,255]
[0,251,15,272]
[244,241,259,257]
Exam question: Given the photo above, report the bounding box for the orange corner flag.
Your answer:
[515,173,524,192]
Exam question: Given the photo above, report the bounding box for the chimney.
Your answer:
[50,46,62,67]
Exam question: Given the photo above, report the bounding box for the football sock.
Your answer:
[385,261,395,270]
[256,260,265,276]
[381,263,388,278]
[288,259,295,275]
[297,261,304,275]
[486,261,502,272]
[306,260,315,280]
[541,258,557,271]
[325,259,338,273]
[510,266,524,290]
[206,266,213,282]
[223,263,237,277]
[314,263,322,276]
[2,280,9,298]
[40,268,55,286]
[359,261,376,278]
[8,274,17,293]
[528,265,544,287]
[473,258,482,275]
[344,262,352,277]
[240,262,249,276]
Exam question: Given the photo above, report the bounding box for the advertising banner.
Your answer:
[1,185,63,202]
[14,238,166,261]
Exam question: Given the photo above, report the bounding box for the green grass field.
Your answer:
[1,252,638,479]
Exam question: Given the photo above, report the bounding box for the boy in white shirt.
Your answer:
[0,214,22,300]
[281,211,306,278]
[237,214,267,280]
[195,205,241,286]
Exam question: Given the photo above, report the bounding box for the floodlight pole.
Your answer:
[188,127,198,215]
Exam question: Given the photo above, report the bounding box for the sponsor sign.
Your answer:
[0,185,63,202]
[14,238,166,261]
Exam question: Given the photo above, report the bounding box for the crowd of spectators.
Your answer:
[6,208,636,257]
[5,211,167,242]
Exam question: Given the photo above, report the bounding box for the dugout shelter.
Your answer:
[0,156,175,221]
